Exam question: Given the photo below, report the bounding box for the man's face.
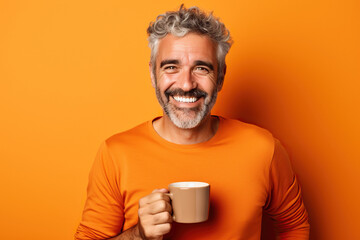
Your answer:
[151,33,222,129]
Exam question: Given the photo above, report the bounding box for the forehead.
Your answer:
[156,33,217,64]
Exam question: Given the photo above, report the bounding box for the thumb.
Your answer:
[152,188,169,193]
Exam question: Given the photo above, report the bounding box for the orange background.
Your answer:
[1,0,359,239]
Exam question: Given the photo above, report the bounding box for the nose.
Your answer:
[177,68,197,91]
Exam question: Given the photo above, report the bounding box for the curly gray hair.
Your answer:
[147,5,232,85]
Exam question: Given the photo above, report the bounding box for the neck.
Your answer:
[153,114,219,145]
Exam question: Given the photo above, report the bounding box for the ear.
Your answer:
[149,62,156,88]
[217,64,226,92]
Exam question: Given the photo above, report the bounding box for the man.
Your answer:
[75,5,310,240]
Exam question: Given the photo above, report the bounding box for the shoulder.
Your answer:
[219,116,275,146]
[104,120,152,149]
[217,117,278,173]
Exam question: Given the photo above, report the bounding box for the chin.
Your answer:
[169,112,209,129]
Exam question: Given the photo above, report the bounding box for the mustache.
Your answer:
[165,88,208,100]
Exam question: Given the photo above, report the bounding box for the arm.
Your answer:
[75,142,124,239]
[74,142,172,240]
[106,225,141,240]
[264,139,310,239]
[107,189,172,240]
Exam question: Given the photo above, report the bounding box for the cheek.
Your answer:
[197,74,218,91]
[157,73,177,89]
[209,74,217,86]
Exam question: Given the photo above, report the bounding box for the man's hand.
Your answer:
[137,188,173,240]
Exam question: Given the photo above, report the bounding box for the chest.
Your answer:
[115,145,271,238]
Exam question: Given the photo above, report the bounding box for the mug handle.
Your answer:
[165,193,173,199]
[164,193,176,221]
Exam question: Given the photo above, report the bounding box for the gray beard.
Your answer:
[155,86,218,129]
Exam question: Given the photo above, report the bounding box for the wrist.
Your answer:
[134,223,145,240]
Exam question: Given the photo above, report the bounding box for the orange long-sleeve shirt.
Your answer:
[75,116,309,240]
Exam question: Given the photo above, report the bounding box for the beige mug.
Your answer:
[167,181,210,223]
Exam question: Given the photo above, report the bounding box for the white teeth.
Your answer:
[173,96,198,103]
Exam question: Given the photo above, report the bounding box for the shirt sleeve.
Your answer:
[75,141,124,240]
[264,138,310,239]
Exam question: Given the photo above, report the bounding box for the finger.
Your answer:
[139,199,172,216]
[152,188,168,193]
[148,200,172,215]
[152,211,173,225]
[140,192,171,206]
[154,223,172,236]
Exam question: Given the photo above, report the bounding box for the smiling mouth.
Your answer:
[172,96,200,103]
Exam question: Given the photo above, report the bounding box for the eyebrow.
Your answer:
[160,60,179,68]
[159,59,214,70]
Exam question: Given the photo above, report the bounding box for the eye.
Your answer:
[163,65,178,73]
[194,66,210,74]
[165,66,176,69]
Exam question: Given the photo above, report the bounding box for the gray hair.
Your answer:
[147,5,233,85]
